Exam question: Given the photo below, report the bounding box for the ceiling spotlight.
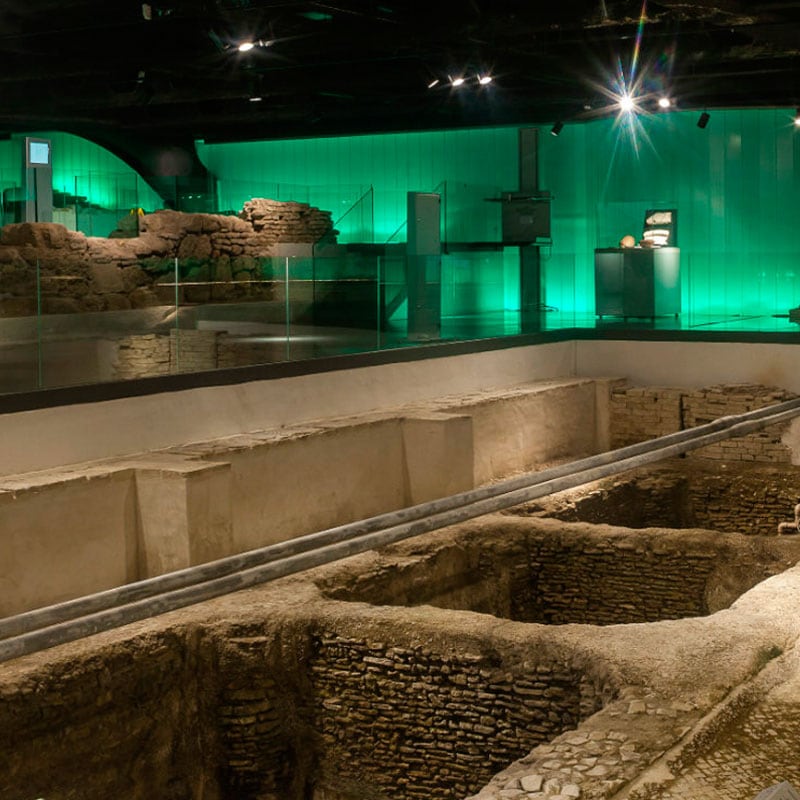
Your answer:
[238,41,256,52]
[478,74,493,85]
[698,111,710,129]
[249,96,263,102]
[794,108,800,127]
[427,78,440,89]
[451,76,465,87]
[658,97,672,109]
[618,94,635,113]
[550,121,564,137]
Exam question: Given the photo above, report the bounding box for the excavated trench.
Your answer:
[7,462,800,800]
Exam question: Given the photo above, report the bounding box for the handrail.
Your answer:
[2,397,800,663]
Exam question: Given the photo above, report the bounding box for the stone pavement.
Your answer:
[645,653,800,800]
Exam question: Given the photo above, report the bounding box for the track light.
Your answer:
[478,74,492,85]
[550,121,564,137]
[618,94,635,113]
[427,78,440,89]
[658,97,672,109]
[238,41,255,52]
[451,76,465,87]
[698,111,710,129]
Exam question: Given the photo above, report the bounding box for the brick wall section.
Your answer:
[515,533,716,624]
[320,519,800,626]
[308,634,608,800]
[609,385,683,448]
[113,332,171,378]
[216,634,306,800]
[113,330,296,377]
[610,382,796,463]
[521,462,800,536]
[683,384,795,462]
[0,630,218,800]
[113,329,218,378]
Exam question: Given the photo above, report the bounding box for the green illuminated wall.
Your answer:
[197,128,521,313]
[539,108,800,315]
[197,128,518,242]
[200,109,800,319]
[0,132,162,235]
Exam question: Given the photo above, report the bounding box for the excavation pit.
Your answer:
[512,459,800,537]
[317,508,800,626]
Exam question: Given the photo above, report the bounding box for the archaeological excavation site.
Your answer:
[5,5,800,799]
[5,378,800,800]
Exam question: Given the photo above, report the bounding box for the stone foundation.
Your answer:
[610,382,797,462]
[519,459,800,537]
[2,515,800,800]
[0,199,335,317]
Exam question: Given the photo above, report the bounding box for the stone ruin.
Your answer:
[0,198,337,316]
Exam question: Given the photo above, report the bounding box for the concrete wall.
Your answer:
[0,341,577,478]
[576,340,800,394]
[6,339,800,479]
[0,468,138,616]
[0,379,608,615]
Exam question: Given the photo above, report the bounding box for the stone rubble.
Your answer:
[0,199,336,316]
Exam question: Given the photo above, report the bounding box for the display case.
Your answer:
[594,246,680,318]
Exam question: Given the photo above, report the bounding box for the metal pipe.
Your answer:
[4,396,798,642]
[2,398,800,663]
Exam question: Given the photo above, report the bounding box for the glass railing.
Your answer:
[2,247,800,396]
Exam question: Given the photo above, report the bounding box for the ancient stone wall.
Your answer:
[610,382,796,463]
[113,329,219,378]
[307,634,606,800]
[609,385,683,447]
[0,200,334,317]
[0,629,219,800]
[519,461,800,537]
[3,517,800,800]
[319,519,800,624]
[516,531,716,624]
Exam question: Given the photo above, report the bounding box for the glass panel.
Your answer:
[34,251,179,389]
[542,251,577,329]
[175,255,290,371]
[0,258,39,394]
[441,182,504,245]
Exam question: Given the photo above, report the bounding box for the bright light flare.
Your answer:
[451,76,465,87]
[478,74,493,85]
[618,93,636,113]
[658,96,671,109]
[237,41,255,52]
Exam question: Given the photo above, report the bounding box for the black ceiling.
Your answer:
[1,1,799,148]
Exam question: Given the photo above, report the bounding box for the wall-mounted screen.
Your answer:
[26,139,51,167]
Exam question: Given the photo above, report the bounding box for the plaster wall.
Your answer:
[5,339,800,480]
[576,340,800,393]
[0,340,576,477]
[0,469,138,616]
[0,379,605,614]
